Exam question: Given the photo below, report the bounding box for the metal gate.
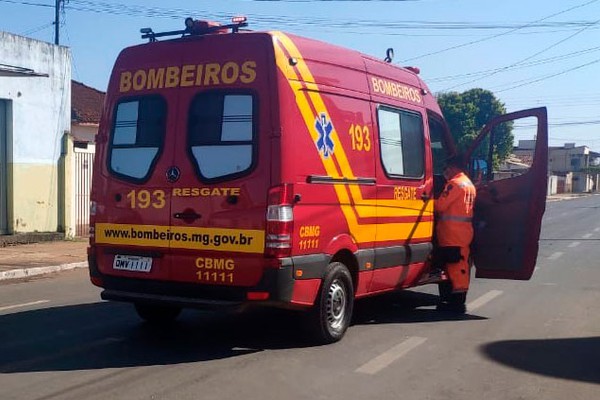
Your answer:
[74,148,94,237]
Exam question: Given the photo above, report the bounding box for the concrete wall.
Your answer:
[549,146,591,173]
[572,172,596,193]
[0,32,71,233]
[547,175,558,196]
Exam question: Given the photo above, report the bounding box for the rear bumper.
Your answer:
[89,252,302,310]
[101,289,245,310]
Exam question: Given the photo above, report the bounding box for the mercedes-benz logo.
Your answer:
[166,166,181,183]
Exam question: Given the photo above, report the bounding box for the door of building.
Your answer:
[0,100,9,234]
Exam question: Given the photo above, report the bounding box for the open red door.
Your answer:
[465,107,548,280]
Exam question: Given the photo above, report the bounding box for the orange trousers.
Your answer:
[445,246,471,293]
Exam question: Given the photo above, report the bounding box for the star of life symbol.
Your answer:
[315,113,335,158]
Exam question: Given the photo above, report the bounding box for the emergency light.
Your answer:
[140,16,249,42]
[232,16,247,24]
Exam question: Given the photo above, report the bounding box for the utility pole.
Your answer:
[54,0,63,45]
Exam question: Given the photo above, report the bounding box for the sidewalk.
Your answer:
[546,192,596,202]
[0,240,88,281]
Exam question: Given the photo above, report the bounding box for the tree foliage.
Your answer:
[437,89,514,168]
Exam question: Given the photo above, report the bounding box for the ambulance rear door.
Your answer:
[167,34,274,287]
[465,107,548,280]
[92,41,187,282]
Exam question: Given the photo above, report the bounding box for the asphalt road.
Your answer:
[1,195,599,400]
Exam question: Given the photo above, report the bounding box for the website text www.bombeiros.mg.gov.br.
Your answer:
[95,223,264,254]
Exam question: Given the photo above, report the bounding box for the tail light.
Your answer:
[265,184,294,259]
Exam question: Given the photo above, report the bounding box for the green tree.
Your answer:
[437,89,513,168]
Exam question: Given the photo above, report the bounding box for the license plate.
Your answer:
[113,255,152,273]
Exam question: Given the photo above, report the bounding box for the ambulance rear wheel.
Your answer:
[134,303,182,324]
[307,262,354,344]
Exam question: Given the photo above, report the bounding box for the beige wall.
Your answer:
[11,163,58,232]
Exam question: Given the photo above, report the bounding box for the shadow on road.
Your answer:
[0,289,486,373]
[353,290,487,325]
[481,337,600,384]
[0,302,303,373]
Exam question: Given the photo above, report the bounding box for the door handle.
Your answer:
[421,192,431,201]
[174,212,201,220]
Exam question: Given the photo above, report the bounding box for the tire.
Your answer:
[134,303,182,324]
[307,262,354,344]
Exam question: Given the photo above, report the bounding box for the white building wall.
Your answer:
[0,31,71,233]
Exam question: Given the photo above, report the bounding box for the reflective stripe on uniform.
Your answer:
[437,215,473,223]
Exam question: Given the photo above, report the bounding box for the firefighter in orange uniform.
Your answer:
[434,155,476,312]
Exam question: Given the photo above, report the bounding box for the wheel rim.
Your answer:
[326,278,347,331]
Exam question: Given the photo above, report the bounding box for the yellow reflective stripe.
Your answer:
[273,33,433,242]
[351,198,434,218]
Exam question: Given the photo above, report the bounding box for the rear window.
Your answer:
[108,96,166,182]
[188,91,257,182]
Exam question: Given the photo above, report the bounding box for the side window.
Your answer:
[109,96,166,181]
[188,92,256,181]
[377,107,424,178]
[428,113,451,176]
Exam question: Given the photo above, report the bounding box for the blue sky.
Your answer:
[1,0,599,151]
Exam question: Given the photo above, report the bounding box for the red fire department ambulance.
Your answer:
[88,17,548,343]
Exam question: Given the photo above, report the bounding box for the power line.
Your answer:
[249,0,424,2]
[401,0,600,62]
[442,15,600,91]
[427,45,600,83]
[19,21,54,35]
[514,119,600,128]
[495,57,600,93]
[2,0,599,32]
[0,0,52,8]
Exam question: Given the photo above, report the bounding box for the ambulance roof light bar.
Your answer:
[140,16,249,42]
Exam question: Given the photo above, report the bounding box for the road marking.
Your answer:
[594,228,600,232]
[467,290,503,312]
[547,252,564,260]
[0,300,49,312]
[568,242,581,248]
[582,233,593,239]
[355,337,427,375]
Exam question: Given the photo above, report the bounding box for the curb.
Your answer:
[547,193,596,202]
[0,261,88,281]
